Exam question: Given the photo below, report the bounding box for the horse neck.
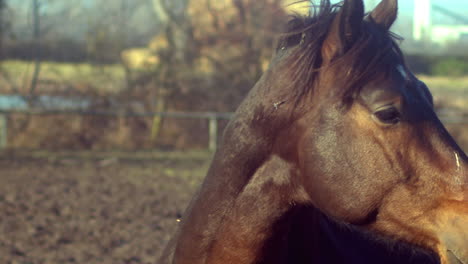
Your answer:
[167,73,305,264]
[172,142,305,264]
[205,154,305,263]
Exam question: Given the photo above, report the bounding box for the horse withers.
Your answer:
[160,0,468,263]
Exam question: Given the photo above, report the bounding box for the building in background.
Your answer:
[413,0,468,45]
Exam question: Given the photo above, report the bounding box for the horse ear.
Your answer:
[369,0,398,30]
[322,0,364,62]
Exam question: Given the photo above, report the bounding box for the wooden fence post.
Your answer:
[0,114,7,149]
[208,115,218,151]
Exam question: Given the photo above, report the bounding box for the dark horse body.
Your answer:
[160,0,468,263]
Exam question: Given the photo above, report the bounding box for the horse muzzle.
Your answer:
[436,202,468,264]
[447,250,466,264]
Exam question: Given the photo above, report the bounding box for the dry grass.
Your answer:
[0,60,126,95]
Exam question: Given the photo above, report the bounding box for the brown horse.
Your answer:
[159,0,468,263]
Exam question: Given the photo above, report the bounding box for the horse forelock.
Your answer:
[274,0,405,106]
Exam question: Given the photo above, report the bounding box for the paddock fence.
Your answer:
[0,109,466,151]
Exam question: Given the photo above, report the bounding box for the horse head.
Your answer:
[160,1,467,263]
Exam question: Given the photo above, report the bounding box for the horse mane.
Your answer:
[276,0,405,105]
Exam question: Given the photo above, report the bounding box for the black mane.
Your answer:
[275,0,405,103]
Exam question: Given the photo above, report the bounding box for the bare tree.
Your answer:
[0,0,7,57]
[149,0,196,142]
[152,0,195,64]
[29,0,41,97]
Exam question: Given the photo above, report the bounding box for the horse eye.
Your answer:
[374,107,401,125]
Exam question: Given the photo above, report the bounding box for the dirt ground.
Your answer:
[0,151,211,264]
[0,120,466,264]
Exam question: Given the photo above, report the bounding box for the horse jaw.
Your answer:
[369,178,468,264]
[436,156,468,264]
[370,204,468,264]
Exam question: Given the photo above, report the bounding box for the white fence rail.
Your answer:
[0,110,234,151]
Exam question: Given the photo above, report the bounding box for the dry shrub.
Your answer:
[6,112,223,150]
[8,114,153,150]
[9,115,86,150]
[157,118,208,150]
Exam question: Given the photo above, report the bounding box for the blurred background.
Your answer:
[0,0,466,263]
[0,0,466,151]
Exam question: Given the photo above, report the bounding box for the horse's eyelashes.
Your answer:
[374,107,401,125]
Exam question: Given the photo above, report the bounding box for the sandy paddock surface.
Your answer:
[0,119,466,264]
[0,152,210,264]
